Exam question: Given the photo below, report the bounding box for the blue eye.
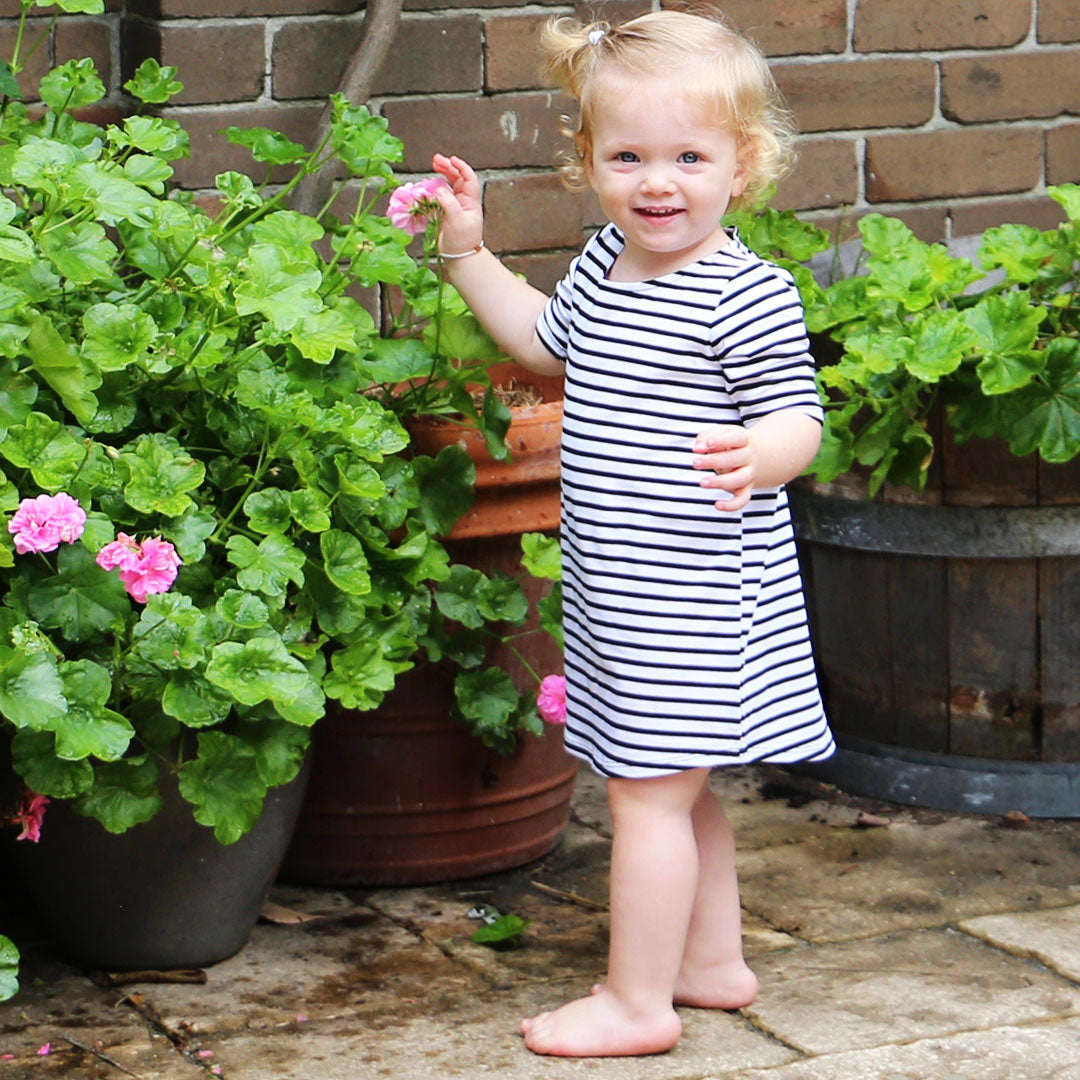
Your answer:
[615,151,638,163]
[679,151,701,164]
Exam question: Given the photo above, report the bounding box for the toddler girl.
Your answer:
[431,8,835,1058]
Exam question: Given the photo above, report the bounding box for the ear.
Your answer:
[731,154,750,199]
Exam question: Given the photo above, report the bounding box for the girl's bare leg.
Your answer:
[520,767,711,1057]
[674,782,758,1009]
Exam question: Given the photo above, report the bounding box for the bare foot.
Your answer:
[673,961,759,1010]
[520,988,682,1057]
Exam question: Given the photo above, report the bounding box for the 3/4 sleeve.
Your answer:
[710,262,823,427]
[535,254,579,361]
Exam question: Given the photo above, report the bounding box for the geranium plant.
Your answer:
[0,0,557,876]
[730,184,1080,494]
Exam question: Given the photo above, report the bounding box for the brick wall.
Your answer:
[2,0,1077,281]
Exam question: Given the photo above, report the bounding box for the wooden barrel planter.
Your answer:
[790,428,1080,817]
[282,378,577,884]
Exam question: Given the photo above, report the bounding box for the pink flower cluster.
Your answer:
[96,533,182,603]
[12,789,49,843]
[537,674,567,725]
[387,176,447,237]
[8,493,86,554]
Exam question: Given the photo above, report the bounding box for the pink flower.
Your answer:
[387,177,447,236]
[8,492,86,554]
[13,790,49,843]
[96,534,181,604]
[36,1043,50,1056]
[537,674,567,725]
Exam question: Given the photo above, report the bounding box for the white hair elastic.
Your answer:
[588,28,606,46]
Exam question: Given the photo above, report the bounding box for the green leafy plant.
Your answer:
[0,0,552,862]
[0,934,17,1001]
[730,185,1080,494]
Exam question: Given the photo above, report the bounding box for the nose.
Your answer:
[639,165,675,196]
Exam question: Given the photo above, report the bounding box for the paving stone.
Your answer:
[960,904,1080,983]
[208,994,796,1079]
[737,819,1080,943]
[743,928,1080,1056]
[0,1023,195,1078]
[722,1016,1080,1080]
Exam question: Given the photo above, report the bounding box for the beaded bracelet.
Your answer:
[439,241,485,261]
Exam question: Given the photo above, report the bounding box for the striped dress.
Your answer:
[535,224,835,779]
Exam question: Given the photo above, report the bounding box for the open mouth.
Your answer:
[634,207,684,220]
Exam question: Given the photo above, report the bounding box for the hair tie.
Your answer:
[588,28,605,46]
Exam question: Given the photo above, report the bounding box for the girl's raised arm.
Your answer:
[431,154,564,376]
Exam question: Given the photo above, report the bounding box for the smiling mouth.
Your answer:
[635,207,684,219]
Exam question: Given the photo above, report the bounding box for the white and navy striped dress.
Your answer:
[535,224,835,779]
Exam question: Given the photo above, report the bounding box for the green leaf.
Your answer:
[47,0,106,12]
[1049,184,1080,223]
[161,507,216,562]
[905,310,978,383]
[0,645,66,730]
[291,307,358,364]
[72,162,157,227]
[236,717,309,787]
[964,292,1047,395]
[412,445,475,536]
[998,339,1080,463]
[244,487,293,534]
[435,564,485,628]
[217,589,270,628]
[74,757,162,833]
[0,59,22,100]
[454,668,519,744]
[471,913,529,947]
[178,731,266,845]
[424,310,502,362]
[0,224,35,263]
[364,336,437,383]
[320,529,371,595]
[289,488,332,532]
[10,730,93,798]
[131,593,209,671]
[113,115,190,159]
[39,58,105,112]
[335,458,386,499]
[162,669,234,727]
[521,533,562,581]
[476,573,528,624]
[225,533,306,596]
[0,935,18,1003]
[234,242,324,331]
[83,302,158,370]
[40,219,119,285]
[26,314,100,426]
[223,126,308,165]
[121,432,205,516]
[53,659,133,761]
[323,640,397,710]
[979,224,1058,284]
[28,544,131,644]
[123,58,184,104]
[205,636,314,707]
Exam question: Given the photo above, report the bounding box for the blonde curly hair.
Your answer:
[539,9,795,208]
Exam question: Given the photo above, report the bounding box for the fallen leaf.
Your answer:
[1002,810,1031,829]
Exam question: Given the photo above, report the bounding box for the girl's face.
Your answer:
[586,70,748,279]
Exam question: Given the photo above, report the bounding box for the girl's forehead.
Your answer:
[589,72,728,135]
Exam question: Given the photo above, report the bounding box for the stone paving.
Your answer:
[2,765,1080,1079]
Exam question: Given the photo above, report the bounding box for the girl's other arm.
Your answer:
[432,154,564,376]
[692,411,822,512]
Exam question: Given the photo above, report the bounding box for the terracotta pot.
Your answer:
[283,387,575,884]
[408,397,563,539]
[281,669,577,885]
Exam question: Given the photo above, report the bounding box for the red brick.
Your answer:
[127,0,357,15]
[273,14,482,100]
[1047,123,1080,186]
[804,206,949,245]
[382,92,567,172]
[774,137,859,211]
[0,21,52,100]
[484,172,584,252]
[855,0,1030,52]
[774,59,935,133]
[950,196,1067,237]
[1040,0,1080,43]
[484,14,546,92]
[122,21,266,105]
[163,102,322,188]
[697,0,847,57]
[575,0,653,25]
[405,0,562,9]
[56,19,113,89]
[865,128,1043,203]
[942,51,1080,123]
[503,249,577,293]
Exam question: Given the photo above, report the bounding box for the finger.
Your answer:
[714,485,752,512]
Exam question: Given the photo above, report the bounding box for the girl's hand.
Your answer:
[431,154,485,257]
[692,426,757,512]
